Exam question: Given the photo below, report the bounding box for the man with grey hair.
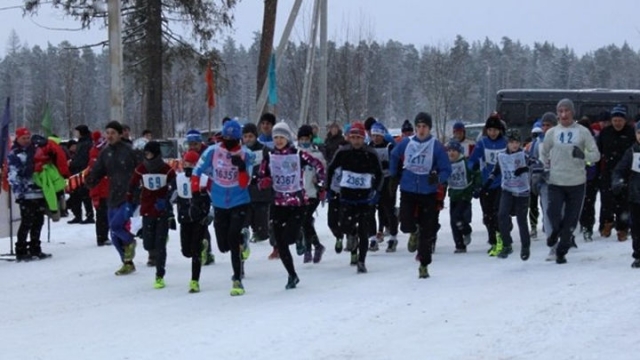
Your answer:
[541,99,600,264]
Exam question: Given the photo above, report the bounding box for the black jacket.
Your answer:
[324,132,348,164]
[613,143,640,204]
[69,135,92,174]
[327,144,383,204]
[86,141,139,208]
[246,142,273,203]
[598,124,635,176]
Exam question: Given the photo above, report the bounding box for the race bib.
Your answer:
[339,170,372,189]
[484,148,503,165]
[403,137,435,175]
[176,173,192,199]
[555,128,581,146]
[499,152,529,193]
[270,153,302,193]
[142,174,167,190]
[632,153,640,174]
[212,146,240,188]
[448,161,468,190]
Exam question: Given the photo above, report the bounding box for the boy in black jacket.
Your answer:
[175,151,212,292]
[612,122,640,268]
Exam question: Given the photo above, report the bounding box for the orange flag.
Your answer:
[205,64,215,109]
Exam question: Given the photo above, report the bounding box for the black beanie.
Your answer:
[75,124,91,137]
[242,123,258,137]
[143,141,162,158]
[414,112,433,128]
[297,124,314,138]
[259,112,276,126]
[401,119,413,132]
[105,121,123,134]
[364,117,377,131]
[484,115,504,131]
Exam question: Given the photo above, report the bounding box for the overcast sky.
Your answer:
[1,0,639,56]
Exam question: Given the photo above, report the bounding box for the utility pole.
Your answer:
[318,0,328,133]
[255,0,303,121]
[107,0,124,123]
[299,0,320,126]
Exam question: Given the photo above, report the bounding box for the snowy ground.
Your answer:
[1,200,639,360]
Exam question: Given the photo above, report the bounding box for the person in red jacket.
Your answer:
[128,141,176,289]
[87,131,110,246]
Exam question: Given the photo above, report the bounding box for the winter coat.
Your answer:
[246,141,273,203]
[258,144,325,207]
[129,155,176,218]
[193,143,254,210]
[389,135,452,195]
[612,143,640,204]
[69,135,92,174]
[258,134,274,149]
[33,163,67,211]
[447,154,480,202]
[541,122,600,187]
[324,132,347,163]
[175,169,212,224]
[87,140,109,202]
[301,144,326,199]
[597,124,635,178]
[86,140,139,208]
[32,135,71,178]
[468,135,507,189]
[327,144,383,205]
[7,141,42,200]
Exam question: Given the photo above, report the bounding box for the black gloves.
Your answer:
[612,180,626,196]
[514,167,528,177]
[231,155,246,171]
[428,171,439,185]
[572,146,585,160]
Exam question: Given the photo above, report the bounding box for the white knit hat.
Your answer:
[272,121,293,142]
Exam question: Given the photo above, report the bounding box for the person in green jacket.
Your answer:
[446,140,480,253]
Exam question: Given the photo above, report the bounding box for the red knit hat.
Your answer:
[15,127,31,139]
[349,122,366,138]
[91,130,103,142]
[183,151,200,165]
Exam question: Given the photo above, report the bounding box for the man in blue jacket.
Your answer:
[390,112,451,278]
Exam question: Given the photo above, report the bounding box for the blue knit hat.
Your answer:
[611,104,627,118]
[221,120,242,140]
[185,129,202,143]
[446,140,464,154]
[453,122,465,131]
[635,122,640,132]
[370,122,386,136]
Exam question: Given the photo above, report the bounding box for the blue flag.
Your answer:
[268,53,278,106]
[0,98,10,167]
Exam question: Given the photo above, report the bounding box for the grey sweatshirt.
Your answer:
[540,122,600,186]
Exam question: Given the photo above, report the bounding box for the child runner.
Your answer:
[128,141,176,288]
[258,121,325,289]
[612,121,640,268]
[390,112,451,278]
[468,114,507,256]
[485,129,532,260]
[175,150,212,293]
[446,140,480,253]
[297,125,327,264]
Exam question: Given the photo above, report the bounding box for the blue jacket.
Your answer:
[193,143,255,209]
[468,135,507,189]
[258,134,274,149]
[7,141,43,200]
[389,135,451,195]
